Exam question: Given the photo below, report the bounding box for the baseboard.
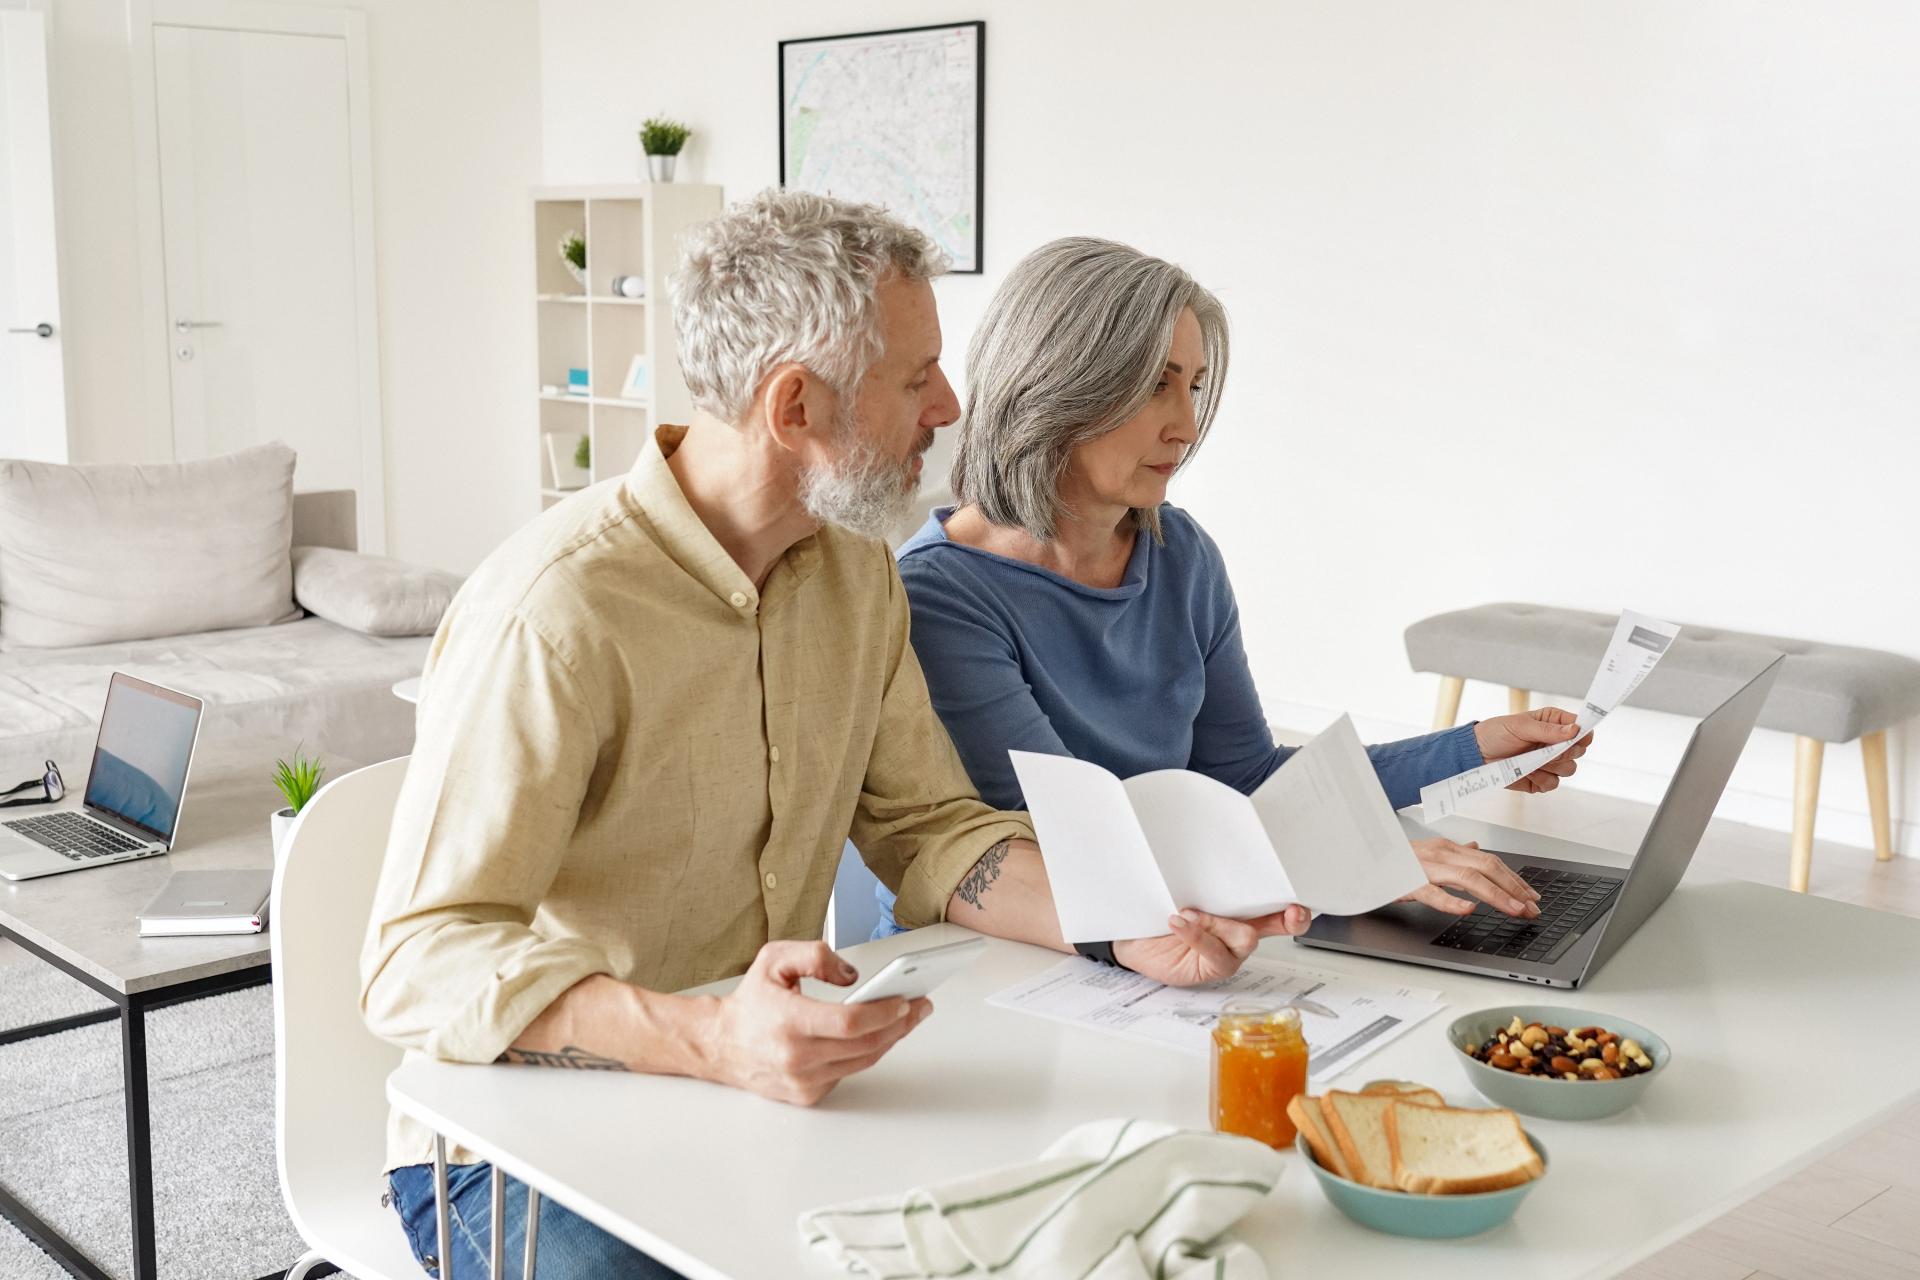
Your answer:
[1268,699,1917,858]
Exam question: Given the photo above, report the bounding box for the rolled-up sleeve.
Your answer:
[359,605,615,1065]
[852,560,1034,930]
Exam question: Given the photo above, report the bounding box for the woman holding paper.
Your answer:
[874,237,1587,938]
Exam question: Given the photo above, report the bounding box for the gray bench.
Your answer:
[1405,603,1920,892]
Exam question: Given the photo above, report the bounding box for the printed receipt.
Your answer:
[1419,609,1681,821]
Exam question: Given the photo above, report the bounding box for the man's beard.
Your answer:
[796,409,931,541]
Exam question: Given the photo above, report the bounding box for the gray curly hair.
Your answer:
[950,237,1229,542]
[670,188,950,423]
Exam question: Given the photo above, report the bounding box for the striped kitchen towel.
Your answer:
[798,1118,1282,1279]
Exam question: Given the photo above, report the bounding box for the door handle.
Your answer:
[6,323,54,338]
[174,318,222,333]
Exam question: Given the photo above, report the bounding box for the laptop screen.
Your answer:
[84,674,204,843]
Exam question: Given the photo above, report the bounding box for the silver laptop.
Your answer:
[0,673,204,882]
[1295,656,1782,988]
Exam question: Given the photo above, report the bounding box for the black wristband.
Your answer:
[1073,939,1124,969]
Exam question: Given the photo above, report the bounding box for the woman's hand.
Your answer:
[1112,905,1313,987]
[1473,706,1593,793]
[1402,839,1540,918]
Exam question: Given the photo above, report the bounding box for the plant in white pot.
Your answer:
[558,231,587,289]
[639,116,691,182]
[270,750,326,859]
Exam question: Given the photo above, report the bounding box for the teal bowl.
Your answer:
[1447,1005,1671,1121]
[1295,1131,1547,1238]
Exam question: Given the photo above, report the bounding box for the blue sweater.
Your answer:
[873,504,1483,936]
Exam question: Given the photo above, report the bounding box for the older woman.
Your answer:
[875,237,1587,937]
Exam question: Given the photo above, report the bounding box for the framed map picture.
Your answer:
[779,21,985,274]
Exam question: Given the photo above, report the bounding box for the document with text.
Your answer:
[988,955,1447,1082]
[1418,609,1681,822]
[1012,715,1427,944]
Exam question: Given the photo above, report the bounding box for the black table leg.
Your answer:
[123,997,157,1280]
[0,924,273,1279]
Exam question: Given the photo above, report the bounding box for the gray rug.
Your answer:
[0,938,348,1279]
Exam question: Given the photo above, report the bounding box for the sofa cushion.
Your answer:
[0,444,301,649]
[0,616,429,783]
[292,546,460,637]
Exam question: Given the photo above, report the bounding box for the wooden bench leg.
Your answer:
[1861,730,1894,861]
[1790,736,1824,893]
[1508,688,1531,715]
[1433,676,1465,730]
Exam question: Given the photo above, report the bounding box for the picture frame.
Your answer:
[620,354,652,402]
[779,21,985,274]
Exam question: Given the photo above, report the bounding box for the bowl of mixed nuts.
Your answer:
[1445,1006,1670,1120]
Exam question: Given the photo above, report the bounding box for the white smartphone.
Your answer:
[841,937,987,1004]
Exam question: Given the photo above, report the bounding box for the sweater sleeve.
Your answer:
[1181,514,1484,808]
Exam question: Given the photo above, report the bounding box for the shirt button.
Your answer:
[729,591,748,608]
[768,745,780,763]
[764,871,778,890]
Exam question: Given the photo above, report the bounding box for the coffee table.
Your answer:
[0,765,308,1280]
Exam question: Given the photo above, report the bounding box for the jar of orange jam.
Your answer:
[1210,1003,1310,1148]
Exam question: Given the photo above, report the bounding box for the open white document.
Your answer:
[988,955,1446,1083]
[1419,609,1681,822]
[1012,715,1427,944]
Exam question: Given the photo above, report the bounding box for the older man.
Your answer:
[361,190,1300,1277]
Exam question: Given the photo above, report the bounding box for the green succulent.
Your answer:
[272,749,326,815]
[573,434,591,471]
[559,232,586,270]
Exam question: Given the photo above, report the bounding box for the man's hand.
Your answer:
[1473,706,1593,793]
[1402,839,1541,918]
[1112,905,1313,987]
[702,940,928,1105]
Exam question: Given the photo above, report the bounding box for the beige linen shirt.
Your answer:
[362,426,1033,1171]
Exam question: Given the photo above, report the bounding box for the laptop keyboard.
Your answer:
[1431,864,1622,965]
[3,812,146,860]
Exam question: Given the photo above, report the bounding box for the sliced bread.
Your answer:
[1319,1091,1400,1189]
[1387,1100,1544,1195]
[1288,1094,1350,1179]
[1360,1079,1445,1108]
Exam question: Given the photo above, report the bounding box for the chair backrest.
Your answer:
[270,755,416,1275]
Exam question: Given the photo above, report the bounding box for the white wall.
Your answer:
[541,0,1919,858]
[40,0,541,572]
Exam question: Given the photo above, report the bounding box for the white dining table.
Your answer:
[388,814,1920,1278]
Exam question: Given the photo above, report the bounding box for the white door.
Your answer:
[144,3,384,549]
[0,6,66,460]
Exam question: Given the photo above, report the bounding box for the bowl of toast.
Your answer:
[1287,1080,1547,1238]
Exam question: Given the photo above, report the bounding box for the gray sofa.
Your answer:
[0,485,438,784]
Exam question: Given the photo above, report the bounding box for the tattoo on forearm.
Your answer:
[495,1044,630,1071]
[956,839,1011,910]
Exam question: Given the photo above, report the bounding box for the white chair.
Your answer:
[271,756,424,1280]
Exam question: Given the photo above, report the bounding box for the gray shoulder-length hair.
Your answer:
[950,237,1229,542]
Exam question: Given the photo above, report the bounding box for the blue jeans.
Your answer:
[387,1163,687,1280]
[870,882,910,941]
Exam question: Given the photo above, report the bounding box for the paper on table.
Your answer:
[1419,609,1681,822]
[988,955,1447,1083]
[1012,715,1427,943]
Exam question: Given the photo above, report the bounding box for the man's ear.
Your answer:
[757,363,830,454]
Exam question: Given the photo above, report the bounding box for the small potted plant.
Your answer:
[270,749,326,859]
[639,117,691,183]
[558,231,587,289]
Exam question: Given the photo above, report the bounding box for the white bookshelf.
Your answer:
[532,182,724,508]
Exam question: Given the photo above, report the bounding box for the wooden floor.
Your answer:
[1446,783,1920,1280]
